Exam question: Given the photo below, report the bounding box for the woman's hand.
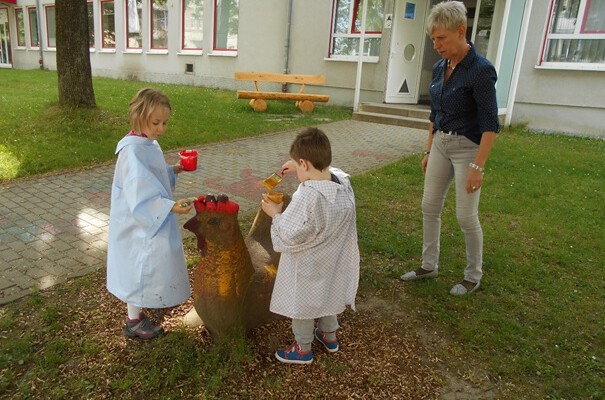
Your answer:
[466,168,484,193]
[422,154,429,174]
[261,194,284,218]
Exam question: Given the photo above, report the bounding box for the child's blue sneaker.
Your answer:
[314,328,339,353]
[275,343,313,365]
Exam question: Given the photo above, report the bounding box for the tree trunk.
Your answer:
[56,0,96,108]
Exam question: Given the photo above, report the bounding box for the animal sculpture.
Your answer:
[183,194,288,339]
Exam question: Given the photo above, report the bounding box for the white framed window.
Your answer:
[87,2,95,48]
[213,0,238,51]
[151,0,168,49]
[330,0,384,60]
[28,7,39,47]
[540,0,605,70]
[101,0,115,49]
[45,5,56,48]
[15,8,26,47]
[182,0,204,51]
[126,0,143,49]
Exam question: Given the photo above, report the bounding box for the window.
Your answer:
[88,2,95,48]
[45,5,56,48]
[330,0,384,59]
[541,0,605,68]
[213,0,238,51]
[15,8,25,47]
[151,0,168,49]
[28,7,39,47]
[101,0,115,48]
[183,0,204,50]
[126,0,143,49]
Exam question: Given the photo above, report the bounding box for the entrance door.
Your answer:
[0,8,11,67]
[385,0,429,103]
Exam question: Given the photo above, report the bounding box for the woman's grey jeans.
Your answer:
[422,132,483,283]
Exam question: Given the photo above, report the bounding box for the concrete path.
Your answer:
[0,120,426,305]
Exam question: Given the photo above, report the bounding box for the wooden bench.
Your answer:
[235,72,329,113]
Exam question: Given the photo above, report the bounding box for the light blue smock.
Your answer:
[106,135,191,308]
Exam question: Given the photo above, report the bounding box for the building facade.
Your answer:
[0,0,603,137]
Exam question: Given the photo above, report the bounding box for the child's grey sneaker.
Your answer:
[124,314,164,339]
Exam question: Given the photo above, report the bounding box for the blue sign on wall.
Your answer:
[405,2,416,20]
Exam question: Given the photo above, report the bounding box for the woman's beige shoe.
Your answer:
[399,268,438,281]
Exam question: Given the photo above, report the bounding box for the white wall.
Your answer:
[511,0,605,137]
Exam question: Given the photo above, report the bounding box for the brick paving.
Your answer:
[0,120,425,305]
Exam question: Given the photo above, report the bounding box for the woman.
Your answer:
[399,1,499,296]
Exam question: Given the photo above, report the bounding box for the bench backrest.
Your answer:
[235,72,326,85]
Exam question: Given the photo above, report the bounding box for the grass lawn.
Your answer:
[0,69,351,182]
[0,70,603,398]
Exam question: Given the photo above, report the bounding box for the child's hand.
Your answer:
[280,160,297,176]
[173,163,184,174]
[261,194,283,218]
[172,199,194,214]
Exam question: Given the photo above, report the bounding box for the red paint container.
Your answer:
[179,149,198,171]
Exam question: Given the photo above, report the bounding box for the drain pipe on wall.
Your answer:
[282,0,293,92]
[353,0,368,112]
[36,0,44,69]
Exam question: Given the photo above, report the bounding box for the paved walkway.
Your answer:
[0,120,426,305]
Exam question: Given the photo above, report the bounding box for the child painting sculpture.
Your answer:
[261,127,360,364]
[106,88,194,339]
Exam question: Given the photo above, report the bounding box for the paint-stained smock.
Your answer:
[106,135,191,308]
[270,167,360,320]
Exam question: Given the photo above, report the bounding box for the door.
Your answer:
[385,0,429,103]
[0,8,11,67]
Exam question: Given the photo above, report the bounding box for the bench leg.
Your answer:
[297,100,315,113]
[249,99,267,112]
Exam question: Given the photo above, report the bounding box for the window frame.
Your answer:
[329,0,384,61]
[45,5,56,49]
[100,0,116,49]
[15,7,26,47]
[182,0,204,52]
[212,0,238,52]
[87,2,95,49]
[27,6,39,48]
[538,0,605,71]
[125,0,143,50]
[150,0,169,50]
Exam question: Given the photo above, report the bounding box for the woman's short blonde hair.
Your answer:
[128,88,172,133]
[426,1,467,35]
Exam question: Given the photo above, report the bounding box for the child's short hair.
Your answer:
[129,88,172,132]
[290,127,332,171]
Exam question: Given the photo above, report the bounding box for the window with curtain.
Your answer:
[541,0,605,68]
[15,8,26,47]
[101,0,115,48]
[330,0,384,58]
[126,0,143,49]
[45,6,56,48]
[183,0,204,50]
[88,2,95,48]
[28,7,39,47]
[213,0,238,51]
[151,0,168,49]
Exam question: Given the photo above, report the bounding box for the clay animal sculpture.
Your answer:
[183,194,288,339]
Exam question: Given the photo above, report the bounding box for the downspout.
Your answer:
[36,0,43,69]
[282,0,293,92]
[353,0,368,112]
